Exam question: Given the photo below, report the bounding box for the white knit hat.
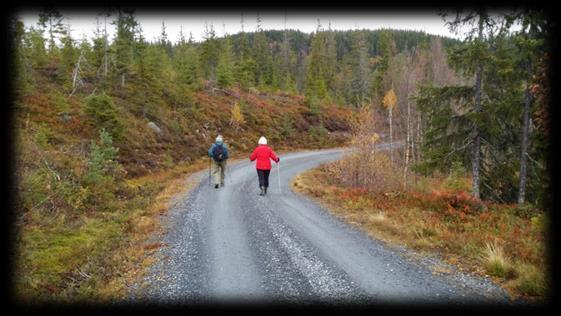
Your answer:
[258,136,267,145]
[216,135,223,143]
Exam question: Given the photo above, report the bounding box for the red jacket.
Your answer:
[250,145,279,170]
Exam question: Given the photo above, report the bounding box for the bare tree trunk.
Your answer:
[518,60,532,205]
[404,91,411,182]
[416,113,422,162]
[69,50,86,97]
[411,108,416,163]
[71,52,83,90]
[471,14,484,200]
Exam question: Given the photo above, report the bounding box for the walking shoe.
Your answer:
[259,187,265,196]
[215,184,219,189]
[264,187,267,195]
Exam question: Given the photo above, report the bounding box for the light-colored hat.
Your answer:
[258,136,267,145]
[216,135,223,143]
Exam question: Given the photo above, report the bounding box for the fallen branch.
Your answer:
[212,87,240,99]
[43,159,61,182]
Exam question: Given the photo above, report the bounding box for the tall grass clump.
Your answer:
[482,241,511,278]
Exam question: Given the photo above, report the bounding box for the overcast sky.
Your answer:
[17,9,485,44]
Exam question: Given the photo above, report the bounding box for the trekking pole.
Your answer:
[247,160,253,179]
[224,150,230,184]
[226,162,232,184]
[208,157,211,188]
[277,160,281,195]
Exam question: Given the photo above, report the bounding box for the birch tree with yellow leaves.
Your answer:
[383,88,397,163]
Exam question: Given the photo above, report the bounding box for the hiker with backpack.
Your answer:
[249,136,280,196]
[208,135,229,189]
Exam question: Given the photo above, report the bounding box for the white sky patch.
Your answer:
[16,10,517,44]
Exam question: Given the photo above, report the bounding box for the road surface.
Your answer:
[131,146,510,306]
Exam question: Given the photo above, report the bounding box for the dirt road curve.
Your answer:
[130,147,510,306]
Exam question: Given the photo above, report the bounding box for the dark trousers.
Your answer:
[257,169,270,188]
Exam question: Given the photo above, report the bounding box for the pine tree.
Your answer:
[112,9,138,87]
[38,8,65,54]
[325,23,338,93]
[178,25,186,46]
[159,21,173,57]
[92,17,105,76]
[252,15,273,88]
[199,22,219,82]
[305,21,330,103]
[349,30,370,107]
[217,37,235,88]
[509,12,545,205]
[235,15,255,90]
[280,14,291,91]
[59,24,79,85]
[132,28,164,116]
[444,9,497,200]
[372,30,396,99]
[11,18,32,94]
[175,36,200,87]
[24,26,48,70]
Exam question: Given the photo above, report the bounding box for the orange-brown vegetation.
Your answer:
[293,156,548,301]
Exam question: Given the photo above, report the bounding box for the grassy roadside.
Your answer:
[13,157,210,302]
[292,163,549,302]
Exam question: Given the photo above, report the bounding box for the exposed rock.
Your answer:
[59,112,71,123]
[148,122,162,134]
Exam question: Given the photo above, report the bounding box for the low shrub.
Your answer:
[443,161,470,192]
[325,151,403,195]
[514,263,547,297]
[512,203,541,219]
[82,93,124,139]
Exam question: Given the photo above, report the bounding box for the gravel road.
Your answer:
[129,147,511,306]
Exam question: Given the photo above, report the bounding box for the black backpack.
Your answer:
[212,144,226,162]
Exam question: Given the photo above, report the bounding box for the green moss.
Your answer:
[19,216,123,298]
[34,125,52,149]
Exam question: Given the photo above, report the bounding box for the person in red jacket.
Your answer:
[249,136,280,196]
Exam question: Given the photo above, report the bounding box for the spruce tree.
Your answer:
[217,37,235,88]
[112,9,138,87]
[38,8,65,55]
[252,15,273,88]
